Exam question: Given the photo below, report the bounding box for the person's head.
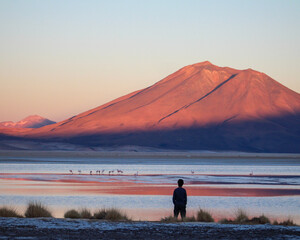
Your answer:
[177,179,184,187]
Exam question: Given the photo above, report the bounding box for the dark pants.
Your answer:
[174,204,186,219]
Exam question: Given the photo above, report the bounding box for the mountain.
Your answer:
[1,62,300,152]
[0,115,56,129]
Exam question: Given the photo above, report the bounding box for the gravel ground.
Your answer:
[0,218,300,240]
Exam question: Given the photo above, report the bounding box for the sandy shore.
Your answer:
[0,218,300,240]
[1,150,300,160]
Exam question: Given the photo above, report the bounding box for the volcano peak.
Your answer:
[193,60,213,66]
[1,62,300,153]
[183,61,215,71]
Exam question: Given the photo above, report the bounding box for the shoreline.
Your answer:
[1,150,300,160]
[0,217,300,240]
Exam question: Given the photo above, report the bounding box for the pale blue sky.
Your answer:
[0,0,299,122]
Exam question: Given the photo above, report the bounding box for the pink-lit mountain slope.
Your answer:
[0,115,56,129]
[2,62,300,152]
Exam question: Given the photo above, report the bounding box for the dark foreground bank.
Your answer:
[0,218,300,240]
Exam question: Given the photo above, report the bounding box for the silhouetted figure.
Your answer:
[173,179,187,220]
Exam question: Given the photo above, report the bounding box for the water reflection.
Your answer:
[0,156,299,224]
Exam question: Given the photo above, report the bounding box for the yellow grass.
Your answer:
[0,206,22,218]
[64,209,81,219]
[104,208,129,221]
[79,208,92,219]
[25,202,52,218]
[196,209,214,222]
[274,218,296,226]
[93,209,107,219]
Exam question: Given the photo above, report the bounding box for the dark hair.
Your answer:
[178,179,184,187]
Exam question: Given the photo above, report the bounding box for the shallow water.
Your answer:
[0,155,299,223]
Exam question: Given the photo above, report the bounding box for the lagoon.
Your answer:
[0,151,299,223]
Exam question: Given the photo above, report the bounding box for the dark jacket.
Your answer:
[173,187,187,207]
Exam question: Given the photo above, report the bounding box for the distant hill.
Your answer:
[0,115,56,128]
[1,62,300,153]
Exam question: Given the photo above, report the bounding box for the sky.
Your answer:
[0,0,299,122]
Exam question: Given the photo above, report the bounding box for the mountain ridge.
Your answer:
[1,61,300,152]
[0,115,56,129]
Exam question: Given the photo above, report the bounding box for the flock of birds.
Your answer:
[70,170,196,175]
[69,169,139,176]
[69,170,196,175]
[68,169,254,177]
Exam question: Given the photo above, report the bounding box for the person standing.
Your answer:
[173,179,187,219]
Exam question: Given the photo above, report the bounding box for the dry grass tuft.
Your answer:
[184,216,196,222]
[220,212,274,225]
[250,215,270,225]
[219,218,234,224]
[94,209,107,219]
[79,208,92,219]
[0,207,22,218]
[25,202,52,218]
[93,208,129,221]
[64,209,81,219]
[196,209,214,222]
[234,209,249,224]
[64,208,92,219]
[160,216,180,222]
[274,218,296,226]
[104,208,129,221]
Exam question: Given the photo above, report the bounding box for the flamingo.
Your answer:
[117,169,123,174]
[191,170,194,174]
[134,171,139,177]
[69,170,73,175]
[78,170,81,175]
[90,171,93,175]
[108,171,111,175]
[249,171,253,177]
